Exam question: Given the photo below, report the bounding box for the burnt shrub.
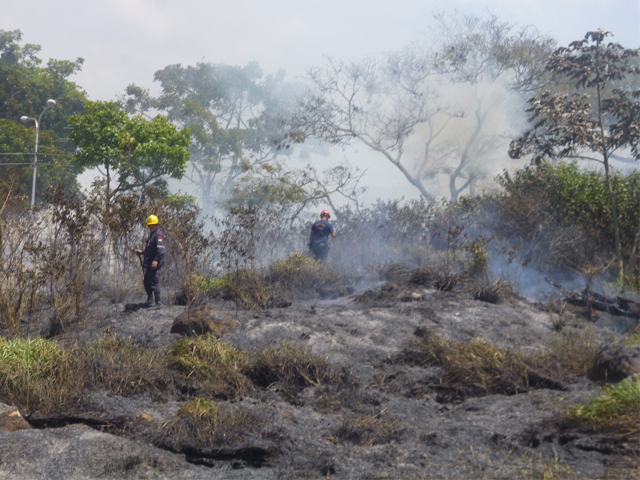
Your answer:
[524,328,600,381]
[334,413,413,446]
[78,334,170,397]
[264,252,345,296]
[222,253,351,309]
[470,278,514,304]
[244,342,335,398]
[169,335,253,400]
[154,398,269,452]
[403,329,558,396]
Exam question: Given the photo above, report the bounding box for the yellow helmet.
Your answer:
[146,215,159,225]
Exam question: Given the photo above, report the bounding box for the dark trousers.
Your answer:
[311,243,329,261]
[143,268,161,302]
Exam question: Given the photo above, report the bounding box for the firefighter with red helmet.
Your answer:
[309,209,336,261]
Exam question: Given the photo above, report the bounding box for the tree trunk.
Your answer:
[596,81,624,278]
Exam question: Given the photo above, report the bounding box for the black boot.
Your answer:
[153,292,163,309]
[145,295,153,307]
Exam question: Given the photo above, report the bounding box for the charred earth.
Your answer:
[0,271,638,480]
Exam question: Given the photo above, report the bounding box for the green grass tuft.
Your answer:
[569,375,640,433]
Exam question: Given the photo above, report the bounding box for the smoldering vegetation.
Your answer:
[0,16,639,480]
[0,161,638,479]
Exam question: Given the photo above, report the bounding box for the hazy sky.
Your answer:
[3,1,639,201]
[3,0,638,101]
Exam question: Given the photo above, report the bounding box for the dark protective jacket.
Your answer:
[143,228,166,269]
[310,220,334,245]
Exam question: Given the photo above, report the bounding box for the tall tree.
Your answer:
[296,14,554,201]
[0,29,87,198]
[122,62,301,214]
[425,13,554,199]
[509,29,640,277]
[69,101,191,217]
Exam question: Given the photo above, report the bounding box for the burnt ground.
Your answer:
[0,283,638,480]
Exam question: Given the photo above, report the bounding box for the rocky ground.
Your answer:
[0,281,638,480]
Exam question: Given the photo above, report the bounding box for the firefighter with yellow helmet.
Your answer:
[135,215,166,308]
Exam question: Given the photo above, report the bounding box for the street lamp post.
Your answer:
[21,99,56,210]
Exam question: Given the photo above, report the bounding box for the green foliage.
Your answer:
[0,30,87,199]
[0,29,86,141]
[69,101,191,204]
[169,335,253,398]
[510,30,640,164]
[0,337,62,378]
[123,62,301,214]
[509,30,639,277]
[569,375,640,433]
[0,337,82,414]
[496,162,639,264]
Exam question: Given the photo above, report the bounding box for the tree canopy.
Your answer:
[69,101,192,209]
[122,62,302,214]
[0,29,88,199]
[509,29,640,276]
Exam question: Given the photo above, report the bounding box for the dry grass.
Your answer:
[224,268,289,309]
[80,334,169,396]
[525,328,600,380]
[334,412,412,446]
[169,335,253,399]
[223,253,350,309]
[155,397,267,448]
[245,342,334,399]
[470,278,514,304]
[265,252,343,293]
[405,329,546,396]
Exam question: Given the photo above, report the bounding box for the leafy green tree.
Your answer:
[69,101,192,216]
[123,62,301,214]
[0,29,87,198]
[0,119,77,198]
[509,30,640,276]
[0,29,86,139]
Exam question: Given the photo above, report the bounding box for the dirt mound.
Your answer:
[171,305,236,337]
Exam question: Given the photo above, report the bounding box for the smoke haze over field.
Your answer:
[3,0,639,202]
[3,1,637,101]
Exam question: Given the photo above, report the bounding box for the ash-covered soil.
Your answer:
[0,284,637,480]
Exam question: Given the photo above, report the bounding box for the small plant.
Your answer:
[335,413,410,446]
[155,397,267,449]
[245,342,334,397]
[568,375,640,434]
[404,329,546,396]
[169,335,253,399]
[0,337,82,414]
[80,334,168,396]
[525,328,599,380]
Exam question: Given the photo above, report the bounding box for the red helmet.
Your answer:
[320,209,331,218]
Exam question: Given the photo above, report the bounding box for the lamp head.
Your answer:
[20,116,29,124]
[46,99,56,109]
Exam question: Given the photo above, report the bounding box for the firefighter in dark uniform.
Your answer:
[135,215,166,308]
[309,209,336,261]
